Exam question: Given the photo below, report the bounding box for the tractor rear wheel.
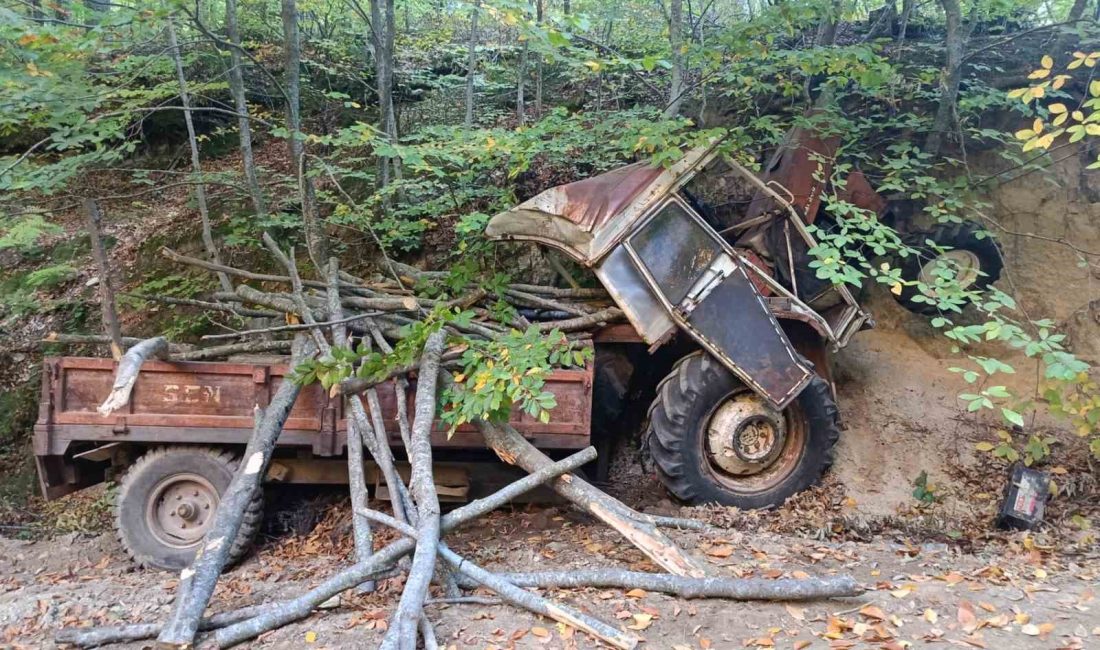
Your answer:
[895,220,1003,315]
[645,351,839,509]
[115,446,263,571]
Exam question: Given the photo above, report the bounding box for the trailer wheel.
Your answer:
[896,220,1003,315]
[115,447,263,571]
[645,351,839,509]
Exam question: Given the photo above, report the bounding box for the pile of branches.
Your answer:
[54,235,863,650]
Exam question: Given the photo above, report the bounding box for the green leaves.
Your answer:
[440,326,592,435]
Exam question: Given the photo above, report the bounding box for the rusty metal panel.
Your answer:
[340,365,593,446]
[625,198,812,409]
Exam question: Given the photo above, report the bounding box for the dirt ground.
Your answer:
[1,500,1098,650]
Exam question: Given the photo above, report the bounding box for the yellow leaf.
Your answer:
[627,612,653,630]
[453,373,466,383]
[1014,129,1035,139]
[1028,68,1050,80]
[1033,117,1044,134]
[1049,103,1067,114]
[975,441,995,451]
[924,608,939,623]
[1041,54,1054,69]
[1053,75,1068,89]
[625,588,647,598]
[1031,85,1046,99]
[584,60,602,72]
[1091,80,1100,97]
[890,282,902,295]
[1053,113,1068,126]
[1073,110,1085,121]
[1068,58,1084,70]
[305,630,317,643]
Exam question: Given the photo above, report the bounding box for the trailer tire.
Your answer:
[645,351,839,509]
[896,220,1003,315]
[115,446,263,571]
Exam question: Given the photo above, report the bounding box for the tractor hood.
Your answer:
[485,140,723,265]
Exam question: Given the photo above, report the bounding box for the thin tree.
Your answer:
[225,0,267,220]
[534,0,544,118]
[167,16,232,293]
[280,0,327,267]
[664,0,684,117]
[925,0,974,156]
[516,5,529,125]
[464,1,479,129]
[369,0,398,188]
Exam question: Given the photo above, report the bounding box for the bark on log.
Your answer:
[381,329,446,650]
[42,333,194,353]
[472,419,707,578]
[96,337,169,416]
[469,569,864,600]
[54,603,267,648]
[156,336,316,649]
[535,307,623,332]
[214,447,596,647]
[438,544,638,650]
[346,412,376,594]
[171,339,292,361]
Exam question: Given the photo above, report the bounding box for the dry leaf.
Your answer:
[531,626,550,638]
[628,613,654,631]
[924,608,938,624]
[794,641,812,650]
[785,605,805,621]
[706,544,734,558]
[859,604,886,620]
[625,588,647,598]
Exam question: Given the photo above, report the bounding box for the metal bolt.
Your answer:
[176,494,182,500]
[193,490,199,497]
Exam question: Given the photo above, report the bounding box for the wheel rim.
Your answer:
[701,389,807,494]
[918,249,981,291]
[145,473,219,549]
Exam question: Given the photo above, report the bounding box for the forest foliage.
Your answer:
[2,0,1100,465]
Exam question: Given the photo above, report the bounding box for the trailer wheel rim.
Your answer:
[919,249,981,291]
[146,473,219,549]
[702,389,806,493]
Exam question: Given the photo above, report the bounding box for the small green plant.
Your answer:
[911,471,939,504]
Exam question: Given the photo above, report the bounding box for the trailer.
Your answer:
[34,354,596,569]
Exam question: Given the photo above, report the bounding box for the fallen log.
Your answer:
[438,544,639,650]
[463,569,864,600]
[471,418,709,578]
[214,447,597,648]
[156,335,317,649]
[381,329,446,649]
[96,337,169,416]
[55,603,268,649]
[41,333,194,353]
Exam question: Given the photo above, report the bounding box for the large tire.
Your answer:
[115,446,263,571]
[896,220,1003,315]
[645,351,839,509]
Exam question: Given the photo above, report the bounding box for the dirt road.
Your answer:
[2,502,1097,649]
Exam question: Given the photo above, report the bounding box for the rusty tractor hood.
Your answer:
[485,140,723,265]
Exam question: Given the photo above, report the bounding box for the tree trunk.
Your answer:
[280,0,326,268]
[224,0,267,220]
[82,199,123,361]
[925,0,970,156]
[534,0,543,118]
[167,17,232,294]
[464,2,479,128]
[369,0,399,190]
[516,18,528,125]
[896,0,914,43]
[664,0,684,117]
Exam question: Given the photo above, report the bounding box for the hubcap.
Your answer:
[919,249,981,291]
[146,473,219,548]
[706,393,787,476]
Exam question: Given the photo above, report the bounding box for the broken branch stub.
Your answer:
[96,337,169,416]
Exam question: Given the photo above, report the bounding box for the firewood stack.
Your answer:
[52,236,862,650]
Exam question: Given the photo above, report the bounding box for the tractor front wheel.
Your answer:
[645,351,839,509]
